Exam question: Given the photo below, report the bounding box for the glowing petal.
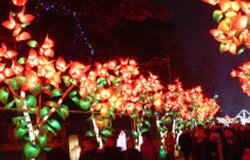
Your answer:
[42,35,54,49]
[43,48,54,57]
[5,50,18,59]
[12,65,24,75]
[19,14,35,24]
[0,63,5,72]
[13,24,22,36]
[12,0,27,6]
[25,69,39,84]
[119,58,128,65]
[0,72,5,82]
[202,0,219,5]
[56,57,67,72]
[15,31,31,41]
[2,12,16,30]
[231,16,248,30]
[4,68,15,77]
[26,49,38,68]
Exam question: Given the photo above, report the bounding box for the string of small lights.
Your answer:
[33,0,94,61]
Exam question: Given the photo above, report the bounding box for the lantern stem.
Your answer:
[21,91,37,160]
[38,84,74,128]
[91,109,104,149]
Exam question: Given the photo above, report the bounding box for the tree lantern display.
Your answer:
[203,0,250,97]
[0,0,222,159]
[121,71,164,150]
[203,0,250,55]
[154,80,220,153]
[0,1,83,159]
[231,61,250,96]
[68,58,141,149]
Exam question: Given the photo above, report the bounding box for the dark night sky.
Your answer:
[162,0,250,116]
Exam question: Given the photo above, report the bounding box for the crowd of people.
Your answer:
[46,123,250,160]
[179,123,250,160]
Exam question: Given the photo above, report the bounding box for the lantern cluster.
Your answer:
[203,0,250,54]
[231,61,250,96]
[0,0,222,159]
[163,80,220,125]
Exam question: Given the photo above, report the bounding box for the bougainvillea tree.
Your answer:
[203,0,250,97]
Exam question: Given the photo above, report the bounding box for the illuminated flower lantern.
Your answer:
[231,61,250,96]
[203,0,250,55]
[68,58,142,149]
[0,0,83,159]
[153,80,220,156]
[121,71,164,150]
[203,0,250,97]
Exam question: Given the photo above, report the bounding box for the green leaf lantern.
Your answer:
[178,124,184,131]
[24,142,41,159]
[113,77,121,85]
[212,10,223,22]
[145,110,152,117]
[79,99,91,110]
[4,100,15,108]
[18,57,26,65]
[47,119,61,131]
[130,113,137,119]
[38,134,48,147]
[131,129,139,138]
[141,128,149,133]
[12,116,27,127]
[84,130,95,137]
[57,104,69,120]
[27,40,38,48]
[43,147,53,152]
[0,87,9,104]
[69,90,78,98]
[26,95,37,107]
[52,89,62,97]
[237,48,245,55]
[5,78,18,90]
[71,96,79,105]
[42,124,56,135]
[62,76,71,87]
[101,129,112,136]
[159,147,166,159]
[40,106,50,119]
[144,120,151,128]
[21,23,29,28]
[219,43,225,53]
[14,127,28,139]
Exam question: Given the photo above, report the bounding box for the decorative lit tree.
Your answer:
[202,0,250,97]
[202,0,250,54]
[120,71,164,150]
[154,80,220,157]
[0,0,85,159]
[231,61,250,96]
[0,1,222,160]
[68,58,141,149]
